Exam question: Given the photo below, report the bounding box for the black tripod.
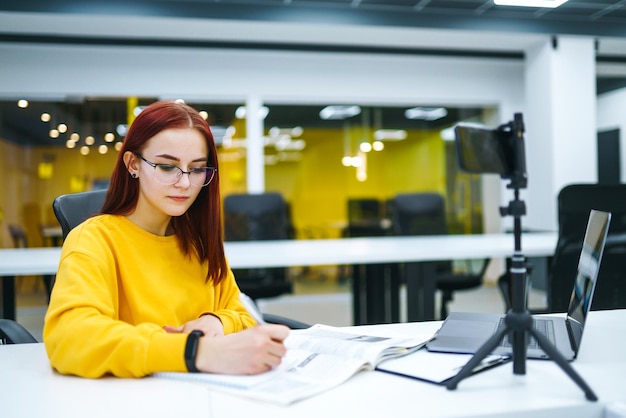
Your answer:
[444,182,598,401]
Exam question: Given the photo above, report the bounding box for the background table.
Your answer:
[1,309,624,418]
[0,232,558,323]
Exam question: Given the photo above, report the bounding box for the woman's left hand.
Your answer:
[163,314,224,337]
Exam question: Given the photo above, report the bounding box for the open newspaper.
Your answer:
[154,324,432,405]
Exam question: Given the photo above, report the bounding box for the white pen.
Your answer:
[239,292,267,325]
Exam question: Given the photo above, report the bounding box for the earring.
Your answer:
[131,173,137,178]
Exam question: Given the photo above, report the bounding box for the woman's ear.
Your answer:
[123,151,139,177]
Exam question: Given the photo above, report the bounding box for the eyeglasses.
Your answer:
[136,154,217,187]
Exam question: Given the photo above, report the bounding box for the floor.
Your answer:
[15,268,548,342]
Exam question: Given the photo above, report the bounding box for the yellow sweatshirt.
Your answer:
[43,214,256,378]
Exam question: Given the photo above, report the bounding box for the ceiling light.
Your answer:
[440,126,456,142]
[405,107,448,121]
[17,99,28,108]
[235,105,269,120]
[133,106,146,117]
[116,124,128,136]
[350,156,363,168]
[493,0,568,7]
[372,141,384,151]
[374,129,407,141]
[319,105,361,120]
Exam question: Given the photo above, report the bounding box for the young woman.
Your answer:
[44,101,289,378]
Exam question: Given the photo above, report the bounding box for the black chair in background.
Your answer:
[223,192,294,301]
[547,183,626,313]
[7,224,53,298]
[391,193,490,320]
[52,190,308,329]
[344,198,388,237]
[0,318,38,344]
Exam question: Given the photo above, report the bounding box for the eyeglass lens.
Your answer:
[155,165,215,187]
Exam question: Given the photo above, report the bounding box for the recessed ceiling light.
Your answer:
[405,107,448,121]
[493,0,568,8]
[235,105,269,120]
[319,105,361,120]
[374,129,407,141]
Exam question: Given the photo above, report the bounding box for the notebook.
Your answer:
[426,209,611,361]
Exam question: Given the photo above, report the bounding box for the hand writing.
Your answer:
[195,324,290,374]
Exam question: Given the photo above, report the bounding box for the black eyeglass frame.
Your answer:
[136,154,217,187]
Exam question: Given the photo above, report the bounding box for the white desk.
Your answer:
[1,310,625,418]
[0,233,558,323]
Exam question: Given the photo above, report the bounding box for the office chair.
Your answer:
[344,198,388,237]
[7,224,53,297]
[547,184,626,313]
[52,190,309,329]
[52,189,108,239]
[223,192,294,300]
[391,193,490,319]
[0,319,38,344]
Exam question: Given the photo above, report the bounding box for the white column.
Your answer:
[523,36,597,231]
[245,96,265,194]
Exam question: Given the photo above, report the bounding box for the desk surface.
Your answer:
[0,232,558,275]
[1,309,624,418]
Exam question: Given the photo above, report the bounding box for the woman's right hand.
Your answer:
[194,324,290,374]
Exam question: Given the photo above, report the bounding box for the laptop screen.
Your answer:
[566,209,611,351]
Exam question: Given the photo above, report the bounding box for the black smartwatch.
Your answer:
[184,330,204,373]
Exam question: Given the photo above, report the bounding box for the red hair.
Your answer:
[101,101,226,284]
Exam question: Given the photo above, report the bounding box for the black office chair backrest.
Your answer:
[391,192,452,273]
[0,319,38,344]
[558,183,626,243]
[7,224,28,248]
[223,193,289,241]
[222,192,295,302]
[347,198,381,223]
[549,183,626,312]
[391,193,448,236]
[52,189,108,239]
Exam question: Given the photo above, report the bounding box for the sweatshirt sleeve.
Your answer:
[44,228,188,378]
[205,266,258,333]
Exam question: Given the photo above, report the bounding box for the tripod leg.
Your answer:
[529,328,598,401]
[446,326,510,390]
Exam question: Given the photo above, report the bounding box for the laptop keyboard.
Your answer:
[497,318,556,350]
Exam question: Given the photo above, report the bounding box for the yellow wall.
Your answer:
[235,127,445,239]
[0,141,119,247]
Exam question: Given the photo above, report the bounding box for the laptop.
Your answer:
[426,209,611,361]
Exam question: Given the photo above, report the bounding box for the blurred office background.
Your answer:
[2,1,626,338]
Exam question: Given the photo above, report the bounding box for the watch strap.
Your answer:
[184,330,204,373]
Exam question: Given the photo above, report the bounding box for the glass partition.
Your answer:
[0,98,491,250]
